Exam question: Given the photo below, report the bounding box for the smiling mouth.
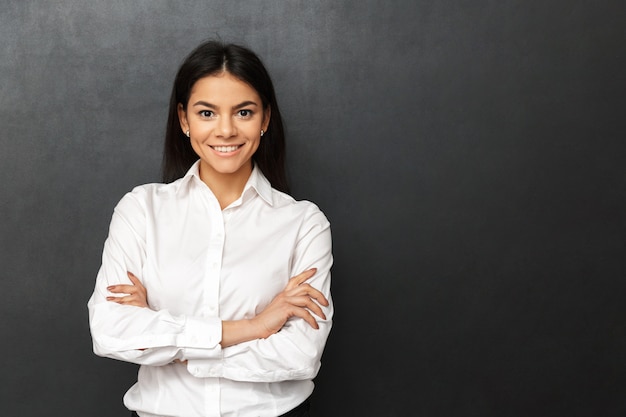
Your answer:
[211,145,242,153]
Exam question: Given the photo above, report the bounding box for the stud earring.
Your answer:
[260,130,264,137]
[186,130,190,137]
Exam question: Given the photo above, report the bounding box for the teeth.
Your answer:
[213,145,239,153]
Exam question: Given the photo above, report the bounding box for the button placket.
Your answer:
[203,196,225,319]
[204,377,221,417]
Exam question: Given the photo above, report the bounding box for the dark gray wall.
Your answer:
[1,1,625,416]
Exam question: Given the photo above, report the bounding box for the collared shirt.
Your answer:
[87,162,333,417]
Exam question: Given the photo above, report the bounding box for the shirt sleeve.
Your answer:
[185,204,334,382]
[87,189,223,366]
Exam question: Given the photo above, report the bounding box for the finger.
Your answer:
[310,292,329,307]
[107,284,137,294]
[107,294,148,309]
[107,272,145,294]
[107,295,135,304]
[290,308,320,330]
[287,268,317,289]
[311,291,328,306]
[107,293,146,304]
[127,271,143,287]
[288,296,327,320]
[287,284,329,307]
[304,299,327,320]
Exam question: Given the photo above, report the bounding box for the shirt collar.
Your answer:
[243,164,274,206]
[176,160,202,191]
[177,160,274,206]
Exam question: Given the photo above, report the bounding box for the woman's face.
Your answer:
[178,72,270,185]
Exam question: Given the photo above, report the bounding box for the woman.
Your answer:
[87,40,333,417]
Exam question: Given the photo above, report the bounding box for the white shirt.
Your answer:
[87,162,333,417]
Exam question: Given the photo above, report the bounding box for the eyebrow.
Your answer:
[192,100,259,109]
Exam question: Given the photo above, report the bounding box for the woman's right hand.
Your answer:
[251,268,329,339]
[106,272,149,308]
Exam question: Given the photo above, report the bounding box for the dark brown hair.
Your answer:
[162,40,288,193]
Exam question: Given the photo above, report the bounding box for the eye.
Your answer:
[237,109,254,118]
[199,110,215,118]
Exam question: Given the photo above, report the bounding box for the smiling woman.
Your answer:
[87,41,333,417]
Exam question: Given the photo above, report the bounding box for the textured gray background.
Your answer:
[1,1,625,416]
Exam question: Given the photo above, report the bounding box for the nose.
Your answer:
[216,116,236,138]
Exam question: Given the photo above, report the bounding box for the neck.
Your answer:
[199,162,253,209]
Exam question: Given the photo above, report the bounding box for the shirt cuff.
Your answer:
[177,316,222,350]
[186,357,224,378]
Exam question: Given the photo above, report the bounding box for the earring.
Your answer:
[260,130,264,137]
[185,130,190,137]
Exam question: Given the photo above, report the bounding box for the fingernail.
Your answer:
[107,286,115,291]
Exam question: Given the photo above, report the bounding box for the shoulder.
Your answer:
[252,167,329,226]
[270,189,331,229]
[113,180,182,218]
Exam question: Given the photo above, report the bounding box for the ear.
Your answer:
[177,103,189,133]
[262,106,271,133]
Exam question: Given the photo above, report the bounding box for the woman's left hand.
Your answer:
[106,272,149,308]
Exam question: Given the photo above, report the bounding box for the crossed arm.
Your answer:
[106,268,329,349]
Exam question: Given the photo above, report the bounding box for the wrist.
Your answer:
[221,318,269,348]
[248,317,272,340]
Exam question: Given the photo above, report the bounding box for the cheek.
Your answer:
[242,126,262,150]
[249,138,262,155]
[189,138,204,157]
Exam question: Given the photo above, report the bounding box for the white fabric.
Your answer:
[88,161,333,417]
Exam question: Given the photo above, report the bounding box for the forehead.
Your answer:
[189,72,261,103]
